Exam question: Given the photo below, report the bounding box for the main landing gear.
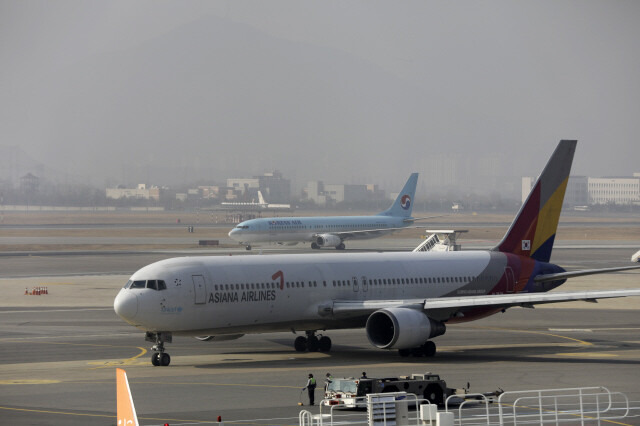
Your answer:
[294,331,332,352]
[398,340,436,357]
[146,332,172,366]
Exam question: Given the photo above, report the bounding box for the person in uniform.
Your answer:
[324,373,333,390]
[303,373,317,405]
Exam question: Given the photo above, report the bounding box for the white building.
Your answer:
[588,177,640,205]
[106,184,160,201]
[522,174,640,206]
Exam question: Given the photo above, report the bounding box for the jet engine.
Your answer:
[194,334,244,342]
[365,308,445,349]
[315,234,342,248]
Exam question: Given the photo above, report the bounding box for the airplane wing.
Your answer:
[324,225,428,241]
[403,215,446,223]
[331,289,640,321]
[331,264,640,319]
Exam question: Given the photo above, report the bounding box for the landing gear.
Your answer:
[398,341,436,357]
[293,331,332,352]
[311,242,320,249]
[336,243,345,250]
[146,332,172,366]
[245,245,252,251]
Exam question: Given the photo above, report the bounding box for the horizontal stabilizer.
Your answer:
[534,265,640,282]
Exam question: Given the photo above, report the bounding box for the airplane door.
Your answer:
[504,267,515,293]
[192,275,207,304]
[352,276,359,292]
[361,275,368,292]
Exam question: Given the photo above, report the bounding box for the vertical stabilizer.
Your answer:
[377,173,419,217]
[117,368,139,426]
[495,140,577,262]
[258,191,266,205]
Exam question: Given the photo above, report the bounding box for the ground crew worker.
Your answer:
[324,373,333,390]
[361,372,367,379]
[303,373,317,405]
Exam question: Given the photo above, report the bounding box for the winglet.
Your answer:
[377,173,419,218]
[117,368,139,426]
[495,140,577,262]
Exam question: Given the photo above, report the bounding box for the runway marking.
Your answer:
[0,406,217,424]
[88,346,147,369]
[0,308,112,314]
[550,327,640,332]
[0,379,60,385]
[555,352,618,358]
[469,326,593,346]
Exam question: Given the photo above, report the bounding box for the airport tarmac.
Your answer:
[1,242,640,425]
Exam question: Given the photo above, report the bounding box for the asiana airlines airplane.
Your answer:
[114,140,640,366]
[228,173,423,250]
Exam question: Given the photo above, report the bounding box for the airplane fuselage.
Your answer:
[113,250,564,336]
[229,214,410,245]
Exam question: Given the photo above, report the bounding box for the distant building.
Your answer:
[522,174,640,206]
[588,176,640,205]
[20,173,40,194]
[305,180,383,206]
[227,171,290,203]
[106,183,160,201]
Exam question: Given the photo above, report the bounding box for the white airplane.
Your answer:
[220,190,292,211]
[114,140,640,366]
[228,173,422,250]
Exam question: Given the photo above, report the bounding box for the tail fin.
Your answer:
[258,191,266,205]
[377,173,419,217]
[116,368,139,426]
[495,140,577,262]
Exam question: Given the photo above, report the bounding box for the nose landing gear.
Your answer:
[146,332,172,366]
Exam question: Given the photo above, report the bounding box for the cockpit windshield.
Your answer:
[124,280,167,290]
[235,225,249,229]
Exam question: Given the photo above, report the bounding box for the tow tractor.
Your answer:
[323,372,494,408]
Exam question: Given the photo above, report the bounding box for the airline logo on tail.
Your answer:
[401,195,411,210]
[117,368,139,426]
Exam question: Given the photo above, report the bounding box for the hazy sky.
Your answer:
[1,1,639,194]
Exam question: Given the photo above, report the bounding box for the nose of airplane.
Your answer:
[114,290,138,322]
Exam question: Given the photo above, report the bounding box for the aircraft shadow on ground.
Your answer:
[191,339,640,369]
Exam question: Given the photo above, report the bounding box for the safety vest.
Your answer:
[309,378,316,386]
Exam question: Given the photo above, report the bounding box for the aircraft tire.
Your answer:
[160,353,171,366]
[336,243,345,250]
[423,341,436,357]
[311,243,319,249]
[307,335,319,352]
[294,336,307,352]
[151,353,161,366]
[245,245,252,251]
[318,336,332,352]
[398,348,411,357]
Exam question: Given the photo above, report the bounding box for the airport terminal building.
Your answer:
[522,173,640,206]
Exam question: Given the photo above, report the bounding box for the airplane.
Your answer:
[220,190,292,211]
[114,140,640,366]
[228,173,423,250]
[116,368,139,426]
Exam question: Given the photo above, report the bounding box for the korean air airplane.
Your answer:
[228,173,421,250]
[114,140,640,366]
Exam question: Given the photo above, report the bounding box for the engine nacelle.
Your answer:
[316,234,342,248]
[194,334,244,342]
[366,308,446,350]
